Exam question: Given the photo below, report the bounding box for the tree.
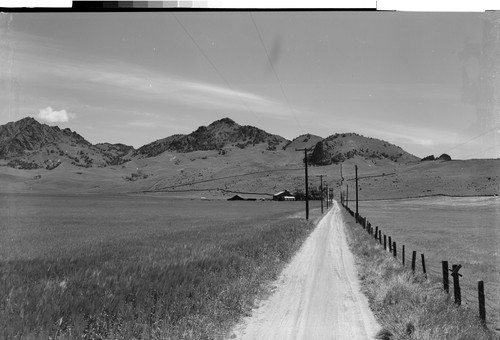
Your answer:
[421,155,435,161]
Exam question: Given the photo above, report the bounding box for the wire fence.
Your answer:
[340,198,500,329]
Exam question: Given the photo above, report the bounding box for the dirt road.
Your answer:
[229,201,380,339]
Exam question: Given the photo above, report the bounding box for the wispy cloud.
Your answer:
[38,106,75,123]
[82,67,296,116]
[361,120,458,148]
[10,34,298,118]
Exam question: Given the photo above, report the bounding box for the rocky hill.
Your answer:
[0,117,91,158]
[0,117,133,169]
[0,117,420,172]
[308,132,419,165]
[135,118,289,157]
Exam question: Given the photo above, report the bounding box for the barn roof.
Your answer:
[227,194,245,201]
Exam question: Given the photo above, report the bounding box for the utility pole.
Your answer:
[316,175,325,214]
[326,183,329,209]
[355,165,359,218]
[346,184,349,209]
[296,148,309,220]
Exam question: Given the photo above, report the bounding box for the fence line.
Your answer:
[339,199,496,327]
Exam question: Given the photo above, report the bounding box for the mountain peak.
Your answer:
[136,117,289,156]
[0,116,86,158]
[19,116,37,122]
[17,116,39,126]
[209,117,237,127]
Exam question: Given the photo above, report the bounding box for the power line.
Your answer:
[462,143,500,159]
[172,14,263,126]
[249,12,303,132]
[344,172,396,181]
[442,127,498,155]
[153,167,304,191]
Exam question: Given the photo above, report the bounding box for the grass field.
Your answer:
[342,208,497,340]
[356,196,500,330]
[0,193,320,339]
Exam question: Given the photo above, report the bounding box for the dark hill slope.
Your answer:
[136,118,289,157]
[94,143,135,165]
[309,132,420,165]
[0,117,90,158]
[0,117,134,168]
[134,134,184,157]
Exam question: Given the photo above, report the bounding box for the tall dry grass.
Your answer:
[1,213,316,339]
[341,209,498,340]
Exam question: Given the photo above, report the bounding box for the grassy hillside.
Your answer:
[0,117,498,198]
[1,150,498,199]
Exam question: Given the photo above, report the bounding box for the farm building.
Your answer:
[227,195,257,201]
[227,195,245,201]
[273,190,295,201]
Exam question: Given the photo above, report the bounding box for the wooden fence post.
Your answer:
[389,237,392,252]
[451,264,462,306]
[442,261,449,294]
[411,251,417,272]
[421,253,427,277]
[378,230,382,244]
[383,235,387,251]
[393,241,396,257]
[478,280,486,324]
[402,245,405,266]
[375,226,378,240]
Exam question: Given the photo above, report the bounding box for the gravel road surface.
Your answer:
[229,201,380,339]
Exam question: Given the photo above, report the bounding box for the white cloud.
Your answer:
[38,106,75,123]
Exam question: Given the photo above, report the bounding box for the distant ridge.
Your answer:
[135,117,289,157]
[0,116,422,170]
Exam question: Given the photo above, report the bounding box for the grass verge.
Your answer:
[1,212,317,339]
[341,208,498,340]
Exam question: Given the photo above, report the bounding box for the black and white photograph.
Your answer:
[0,2,499,339]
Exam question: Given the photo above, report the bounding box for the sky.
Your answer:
[0,10,499,159]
